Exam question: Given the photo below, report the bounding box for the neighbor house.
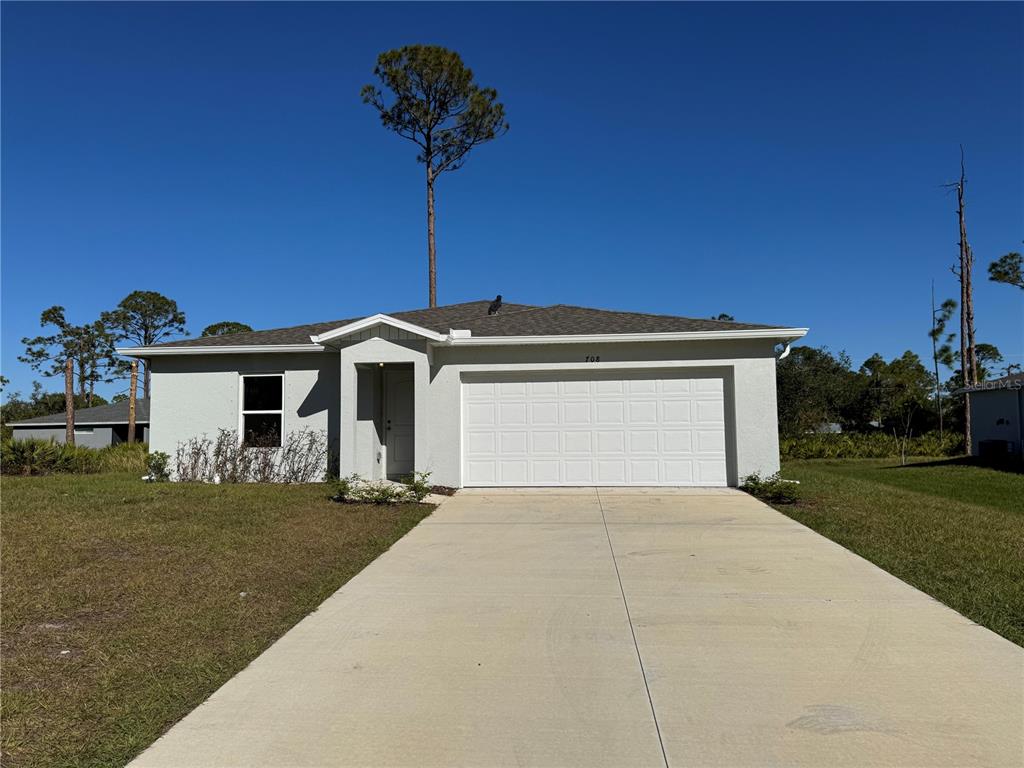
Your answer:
[116,300,807,487]
[959,373,1024,460]
[8,399,149,448]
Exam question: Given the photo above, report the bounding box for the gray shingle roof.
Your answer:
[140,300,794,350]
[9,398,150,426]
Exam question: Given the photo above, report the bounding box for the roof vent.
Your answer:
[488,294,503,315]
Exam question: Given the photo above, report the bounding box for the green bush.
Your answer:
[780,431,962,460]
[329,473,434,504]
[740,472,800,504]
[146,451,171,481]
[97,443,149,474]
[1,438,148,476]
[401,471,433,502]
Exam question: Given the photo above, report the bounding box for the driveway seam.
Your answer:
[595,488,671,768]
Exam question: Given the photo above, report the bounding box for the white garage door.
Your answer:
[462,372,728,487]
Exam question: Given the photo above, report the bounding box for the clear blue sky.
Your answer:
[3,2,1022,400]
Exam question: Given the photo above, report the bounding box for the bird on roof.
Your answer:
[488,295,503,315]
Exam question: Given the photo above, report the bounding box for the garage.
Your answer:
[462,371,728,486]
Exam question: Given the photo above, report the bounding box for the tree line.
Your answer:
[780,227,1020,450]
[3,290,252,444]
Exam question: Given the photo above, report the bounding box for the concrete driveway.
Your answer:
[132,489,1023,768]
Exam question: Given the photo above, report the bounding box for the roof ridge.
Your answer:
[444,303,547,328]
[548,304,779,328]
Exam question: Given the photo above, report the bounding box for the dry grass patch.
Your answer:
[1,473,433,768]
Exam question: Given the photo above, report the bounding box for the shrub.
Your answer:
[0,438,147,476]
[740,472,800,505]
[328,473,435,504]
[172,428,329,483]
[97,443,149,474]
[146,451,171,481]
[402,471,433,502]
[780,431,962,460]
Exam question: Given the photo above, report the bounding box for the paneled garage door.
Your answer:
[462,372,728,486]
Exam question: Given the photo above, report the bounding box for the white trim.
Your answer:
[116,344,323,357]
[239,372,285,447]
[442,328,809,346]
[310,314,447,344]
[116,327,808,356]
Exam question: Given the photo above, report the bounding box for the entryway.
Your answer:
[383,368,414,479]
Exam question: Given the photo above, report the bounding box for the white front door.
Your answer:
[462,371,728,486]
[384,370,415,478]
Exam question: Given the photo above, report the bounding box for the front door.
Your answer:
[384,370,415,478]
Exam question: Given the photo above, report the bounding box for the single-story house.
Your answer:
[9,398,150,448]
[117,300,807,487]
[959,373,1024,459]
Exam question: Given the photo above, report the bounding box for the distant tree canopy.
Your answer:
[988,252,1023,290]
[102,291,187,399]
[201,321,253,337]
[776,346,973,439]
[1,382,108,439]
[712,313,735,321]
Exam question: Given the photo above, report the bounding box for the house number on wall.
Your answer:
[585,355,601,362]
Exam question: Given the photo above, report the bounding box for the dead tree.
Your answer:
[946,147,979,453]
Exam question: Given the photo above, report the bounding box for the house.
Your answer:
[959,373,1024,459]
[9,398,150,448]
[116,300,807,487]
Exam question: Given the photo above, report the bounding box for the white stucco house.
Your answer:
[117,299,807,487]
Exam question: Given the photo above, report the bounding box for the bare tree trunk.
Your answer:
[77,358,87,402]
[965,242,978,383]
[128,360,138,444]
[143,361,150,400]
[426,161,437,308]
[955,148,977,453]
[65,358,75,446]
[930,283,943,440]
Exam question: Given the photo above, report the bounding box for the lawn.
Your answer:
[1,473,433,768]
[778,458,1024,647]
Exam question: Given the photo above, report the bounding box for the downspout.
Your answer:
[777,341,793,360]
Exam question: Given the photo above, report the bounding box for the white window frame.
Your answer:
[239,373,285,447]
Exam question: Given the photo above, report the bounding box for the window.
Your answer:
[241,374,283,447]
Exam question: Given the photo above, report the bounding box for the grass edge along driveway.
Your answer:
[1,473,434,768]
[776,458,1023,648]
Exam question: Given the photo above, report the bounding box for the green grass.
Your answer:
[1,473,433,768]
[778,458,1024,647]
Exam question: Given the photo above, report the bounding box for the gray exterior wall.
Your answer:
[11,425,114,448]
[147,337,783,486]
[10,424,148,448]
[148,352,339,474]
[967,388,1024,457]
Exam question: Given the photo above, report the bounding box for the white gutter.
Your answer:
[442,328,809,346]
[116,344,324,357]
[118,327,808,356]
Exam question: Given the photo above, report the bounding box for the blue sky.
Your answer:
[3,2,1022,400]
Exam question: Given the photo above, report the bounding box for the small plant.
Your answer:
[146,451,171,482]
[740,472,800,505]
[352,479,411,504]
[327,473,362,502]
[328,474,431,505]
[402,471,433,501]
